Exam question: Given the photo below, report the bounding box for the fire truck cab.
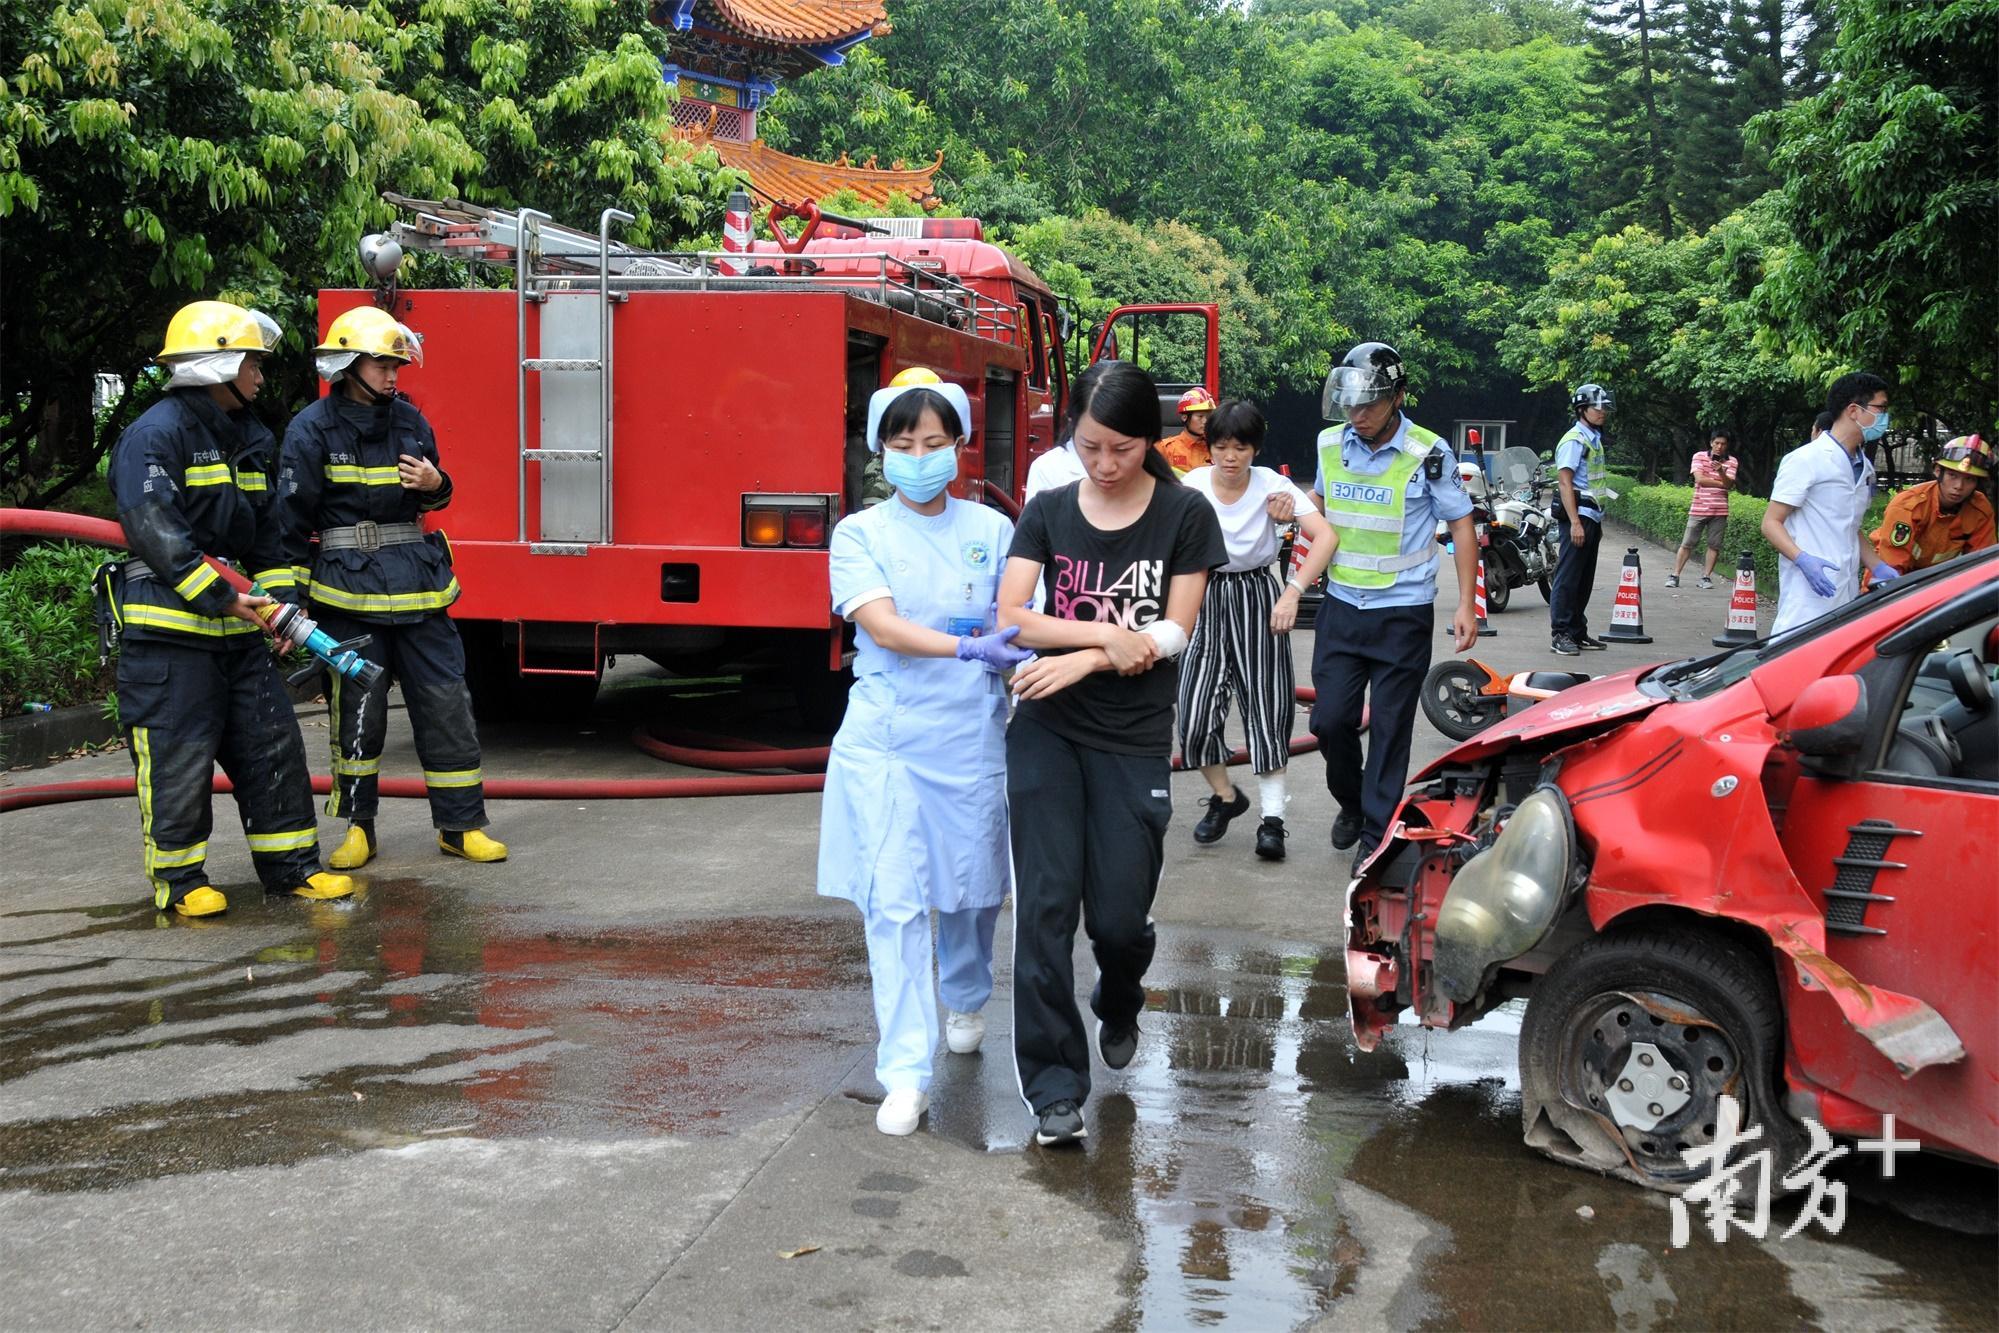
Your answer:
[318,198,1218,722]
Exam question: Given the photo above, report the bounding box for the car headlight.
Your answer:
[1432,786,1575,1003]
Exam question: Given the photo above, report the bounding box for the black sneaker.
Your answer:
[1097,1019,1139,1070]
[1575,633,1608,651]
[1330,807,1364,851]
[1192,787,1250,844]
[1035,1100,1087,1146]
[1552,635,1582,656]
[1254,816,1287,861]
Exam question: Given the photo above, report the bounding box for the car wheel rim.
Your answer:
[1562,989,1741,1177]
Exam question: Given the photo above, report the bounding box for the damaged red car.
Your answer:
[1346,547,1998,1189]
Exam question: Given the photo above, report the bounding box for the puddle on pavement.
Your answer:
[0,889,873,1191]
[3,896,1992,1330]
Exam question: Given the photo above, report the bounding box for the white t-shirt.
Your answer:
[1182,465,1315,572]
[1023,442,1086,501]
[1769,432,1875,634]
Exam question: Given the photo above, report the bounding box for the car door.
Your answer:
[1775,580,1999,1161]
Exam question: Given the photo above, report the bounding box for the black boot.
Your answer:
[1254,817,1287,861]
[1192,787,1250,844]
[1330,807,1364,850]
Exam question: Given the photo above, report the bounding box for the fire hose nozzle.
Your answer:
[257,597,385,691]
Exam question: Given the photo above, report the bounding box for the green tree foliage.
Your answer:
[1500,199,1816,487]
[1754,0,1999,434]
[0,540,108,713]
[0,0,734,509]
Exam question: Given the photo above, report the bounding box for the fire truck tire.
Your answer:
[1482,557,1511,614]
[1518,925,1806,1193]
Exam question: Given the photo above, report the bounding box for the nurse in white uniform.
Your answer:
[818,369,1033,1137]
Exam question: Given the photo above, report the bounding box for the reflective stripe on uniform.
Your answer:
[173,562,220,601]
[235,470,268,492]
[254,567,296,590]
[183,463,234,487]
[133,726,168,908]
[325,464,403,486]
[148,841,208,870]
[308,579,461,614]
[121,604,261,636]
[1331,548,1433,574]
[333,754,380,777]
[245,828,317,853]
[423,768,483,788]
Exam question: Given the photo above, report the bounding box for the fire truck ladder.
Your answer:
[386,194,696,551]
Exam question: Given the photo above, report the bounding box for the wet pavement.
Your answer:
[3,523,1994,1330]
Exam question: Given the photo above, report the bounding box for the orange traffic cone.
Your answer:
[1712,549,1759,647]
[1601,547,1653,644]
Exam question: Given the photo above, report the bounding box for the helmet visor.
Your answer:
[1936,442,1991,476]
[1323,365,1395,416]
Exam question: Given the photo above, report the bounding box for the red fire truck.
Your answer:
[318,196,1219,722]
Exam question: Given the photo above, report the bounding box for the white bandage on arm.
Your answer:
[1139,618,1189,659]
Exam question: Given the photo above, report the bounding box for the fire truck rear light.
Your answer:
[743,509,785,547]
[785,509,827,547]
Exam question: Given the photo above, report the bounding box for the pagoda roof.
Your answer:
[706,1,888,45]
[686,130,942,209]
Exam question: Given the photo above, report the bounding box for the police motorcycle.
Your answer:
[1479,445,1561,608]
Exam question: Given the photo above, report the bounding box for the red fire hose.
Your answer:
[2,508,1327,814]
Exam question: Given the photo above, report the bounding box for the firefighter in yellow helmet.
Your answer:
[1868,433,1996,583]
[103,300,354,916]
[278,306,507,869]
[1158,387,1216,474]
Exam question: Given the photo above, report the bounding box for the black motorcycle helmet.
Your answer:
[1322,342,1408,420]
[1570,383,1614,415]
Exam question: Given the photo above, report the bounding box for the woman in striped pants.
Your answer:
[1177,401,1338,859]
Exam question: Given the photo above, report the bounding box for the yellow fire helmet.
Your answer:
[158,300,278,359]
[889,366,942,388]
[1935,434,1992,478]
[316,306,424,364]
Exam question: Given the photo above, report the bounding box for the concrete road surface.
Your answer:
[3,521,1991,1330]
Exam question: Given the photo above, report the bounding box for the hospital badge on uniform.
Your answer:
[962,541,991,568]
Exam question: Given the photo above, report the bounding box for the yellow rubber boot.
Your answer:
[440,829,508,863]
[328,823,376,870]
[173,886,229,918]
[291,871,356,901]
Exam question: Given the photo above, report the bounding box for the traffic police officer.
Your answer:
[1869,434,1995,581]
[279,307,506,869]
[1550,384,1612,655]
[1308,343,1478,869]
[106,300,354,916]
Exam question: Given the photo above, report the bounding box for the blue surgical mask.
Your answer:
[882,446,958,502]
[1860,406,1891,444]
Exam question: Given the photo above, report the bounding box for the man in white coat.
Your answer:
[1762,371,1899,635]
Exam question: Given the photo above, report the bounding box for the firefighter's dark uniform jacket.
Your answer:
[278,392,488,831]
[107,388,322,907]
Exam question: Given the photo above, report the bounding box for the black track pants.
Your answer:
[316,610,488,830]
[116,638,321,906]
[1550,514,1602,639]
[1007,714,1171,1113]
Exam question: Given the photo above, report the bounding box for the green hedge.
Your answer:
[0,541,114,715]
[1601,472,1889,592]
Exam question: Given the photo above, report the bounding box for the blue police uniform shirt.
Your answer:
[1312,415,1473,610]
[1556,421,1602,521]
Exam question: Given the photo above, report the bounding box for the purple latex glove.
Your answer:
[1794,550,1839,598]
[1868,561,1901,584]
[956,623,1032,668]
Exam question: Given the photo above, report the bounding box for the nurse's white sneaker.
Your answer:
[944,1009,985,1054]
[876,1088,928,1136]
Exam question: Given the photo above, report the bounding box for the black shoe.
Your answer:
[1255,816,1287,861]
[1551,636,1582,656]
[1192,787,1250,844]
[1330,807,1364,851]
[1097,1020,1139,1070]
[1575,633,1608,651]
[1035,1100,1087,1146]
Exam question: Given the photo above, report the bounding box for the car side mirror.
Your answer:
[1784,675,1869,758]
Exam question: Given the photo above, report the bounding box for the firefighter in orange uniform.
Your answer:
[1157,388,1216,474]
[1869,434,1995,583]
